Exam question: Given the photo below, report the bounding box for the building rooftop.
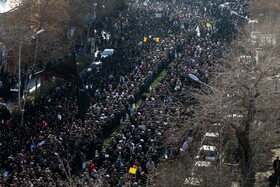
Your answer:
[0,0,14,14]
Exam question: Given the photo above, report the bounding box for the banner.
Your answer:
[143,36,147,43]
[129,167,137,174]
[206,22,211,28]
[195,26,201,37]
[33,56,77,83]
[155,37,160,43]
[76,76,91,122]
[34,55,91,122]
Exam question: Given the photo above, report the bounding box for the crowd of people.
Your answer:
[0,0,249,186]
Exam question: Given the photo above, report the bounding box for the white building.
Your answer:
[0,0,16,14]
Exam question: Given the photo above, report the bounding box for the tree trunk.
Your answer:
[237,98,256,187]
[237,130,256,187]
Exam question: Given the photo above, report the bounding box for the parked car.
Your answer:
[184,161,211,186]
[101,49,115,58]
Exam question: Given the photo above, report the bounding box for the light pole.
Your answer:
[218,2,232,9]
[32,29,45,91]
[229,10,258,32]
[18,28,45,108]
[218,2,258,32]
[188,73,221,93]
[267,74,280,92]
[230,10,251,21]
[18,41,22,107]
[225,8,259,64]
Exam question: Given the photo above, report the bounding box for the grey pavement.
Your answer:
[5,77,41,111]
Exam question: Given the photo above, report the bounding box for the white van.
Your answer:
[101,49,115,58]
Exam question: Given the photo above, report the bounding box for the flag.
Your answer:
[76,76,91,122]
[206,22,211,28]
[143,36,147,43]
[155,37,160,43]
[195,26,201,37]
[34,55,91,122]
[33,56,77,83]
[129,167,137,174]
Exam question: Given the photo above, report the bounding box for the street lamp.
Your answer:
[229,10,258,32]
[218,2,232,9]
[188,73,221,93]
[230,10,251,21]
[18,28,45,108]
[218,3,258,32]
[218,3,258,24]
[267,74,280,92]
[31,29,45,40]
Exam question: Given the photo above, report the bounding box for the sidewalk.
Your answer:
[4,54,93,112]
[23,76,41,94]
[5,100,16,111]
[5,77,41,111]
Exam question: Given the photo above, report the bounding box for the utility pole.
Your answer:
[17,29,45,109]
[18,41,22,108]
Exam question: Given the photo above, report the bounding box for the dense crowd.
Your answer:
[0,71,18,102]
[0,0,249,186]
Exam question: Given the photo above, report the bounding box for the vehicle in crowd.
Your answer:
[196,145,217,162]
[184,176,202,186]
[101,49,115,58]
[87,61,102,72]
[201,132,219,146]
[194,160,211,167]
[79,61,102,76]
[184,161,211,186]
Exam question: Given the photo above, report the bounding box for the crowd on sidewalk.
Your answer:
[0,0,249,186]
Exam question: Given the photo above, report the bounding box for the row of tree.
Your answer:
[0,0,129,74]
[146,1,280,187]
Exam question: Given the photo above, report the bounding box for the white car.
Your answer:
[87,61,102,72]
[184,177,202,186]
[201,132,219,146]
[101,49,115,58]
[196,145,217,161]
[184,161,211,186]
[194,161,211,167]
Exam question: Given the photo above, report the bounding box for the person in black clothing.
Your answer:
[0,99,11,124]
[268,173,277,187]
[273,157,280,177]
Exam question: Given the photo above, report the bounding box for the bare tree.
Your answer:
[0,0,73,73]
[140,14,280,185]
